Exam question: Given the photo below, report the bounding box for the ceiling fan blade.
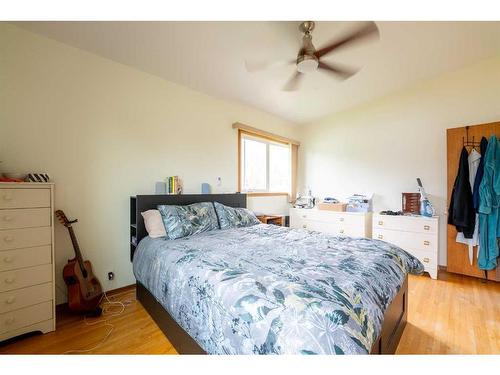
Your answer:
[318,61,358,80]
[282,71,303,91]
[314,21,379,59]
[245,59,295,73]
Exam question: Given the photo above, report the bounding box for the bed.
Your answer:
[130,194,423,354]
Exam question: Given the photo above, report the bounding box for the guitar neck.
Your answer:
[67,226,86,275]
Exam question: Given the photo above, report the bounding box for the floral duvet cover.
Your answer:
[133,224,423,354]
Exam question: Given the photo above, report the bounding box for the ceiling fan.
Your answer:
[246,21,380,91]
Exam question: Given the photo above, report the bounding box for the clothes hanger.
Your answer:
[463,126,480,152]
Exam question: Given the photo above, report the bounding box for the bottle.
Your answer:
[417,178,434,217]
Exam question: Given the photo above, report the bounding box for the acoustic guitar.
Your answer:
[55,210,103,315]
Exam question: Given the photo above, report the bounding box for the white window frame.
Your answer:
[240,132,291,194]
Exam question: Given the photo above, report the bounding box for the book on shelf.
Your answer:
[165,175,182,194]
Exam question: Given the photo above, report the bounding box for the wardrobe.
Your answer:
[447,121,500,281]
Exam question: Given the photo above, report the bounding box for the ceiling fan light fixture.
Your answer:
[296,55,318,73]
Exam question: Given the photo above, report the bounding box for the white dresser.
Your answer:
[290,207,372,238]
[0,182,55,342]
[372,214,439,279]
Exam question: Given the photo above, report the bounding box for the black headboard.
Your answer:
[130,193,246,261]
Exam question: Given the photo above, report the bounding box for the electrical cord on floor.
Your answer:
[63,291,134,354]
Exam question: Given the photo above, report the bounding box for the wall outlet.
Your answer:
[217,177,222,186]
[108,271,115,281]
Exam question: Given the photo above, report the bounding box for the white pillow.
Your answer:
[141,209,167,238]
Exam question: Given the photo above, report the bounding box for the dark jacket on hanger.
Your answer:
[448,146,476,238]
[473,137,489,211]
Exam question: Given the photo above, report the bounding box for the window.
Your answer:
[239,132,292,194]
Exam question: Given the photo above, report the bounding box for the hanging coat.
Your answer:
[478,135,500,270]
[448,146,476,238]
[473,137,488,211]
[456,148,481,264]
[472,137,488,261]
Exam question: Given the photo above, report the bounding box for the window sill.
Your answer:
[245,192,290,197]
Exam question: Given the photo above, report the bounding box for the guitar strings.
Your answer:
[63,290,134,354]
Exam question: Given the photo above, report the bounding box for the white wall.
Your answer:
[0,23,299,303]
[299,55,500,266]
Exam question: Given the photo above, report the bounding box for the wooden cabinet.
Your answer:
[0,183,55,342]
[289,208,372,238]
[373,214,439,279]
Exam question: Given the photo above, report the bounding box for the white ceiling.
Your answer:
[13,21,500,124]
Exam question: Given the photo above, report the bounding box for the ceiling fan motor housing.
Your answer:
[297,31,318,73]
[297,54,319,73]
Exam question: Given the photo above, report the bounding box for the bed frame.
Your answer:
[130,193,408,354]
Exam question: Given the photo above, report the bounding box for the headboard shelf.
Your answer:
[129,193,246,261]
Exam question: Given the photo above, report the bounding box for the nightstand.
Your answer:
[256,215,283,226]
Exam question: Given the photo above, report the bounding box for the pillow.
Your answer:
[214,202,261,229]
[157,202,219,240]
[141,210,167,238]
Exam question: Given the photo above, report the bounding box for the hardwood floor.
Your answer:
[0,288,178,355]
[1,271,499,354]
[396,271,500,354]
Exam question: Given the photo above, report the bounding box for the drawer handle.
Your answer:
[302,215,307,218]
[3,256,13,263]
[377,234,383,239]
[5,317,15,325]
[2,215,13,222]
[339,229,344,234]
[339,218,345,222]
[2,194,13,201]
[423,225,430,230]
[378,221,383,225]
[4,277,15,284]
[423,240,430,246]
[302,224,307,229]
[5,296,15,304]
[423,257,430,263]
[3,236,14,243]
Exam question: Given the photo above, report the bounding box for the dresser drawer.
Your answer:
[0,264,52,293]
[290,209,322,222]
[0,300,53,334]
[373,228,437,253]
[298,219,338,234]
[0,189,50,209]
[0,227,52,251]
[0,208,51,230]
[0,282,53,314]
[410,248,438,268]
[334,214,365,227]
[338,224,366,237]
[373,215,437,234]
[0,245,52,272]
[294,219,365,237]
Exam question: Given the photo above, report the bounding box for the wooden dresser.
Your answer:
[372,214,439,279]
[289,208,372,238]
[0,183,55,342]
